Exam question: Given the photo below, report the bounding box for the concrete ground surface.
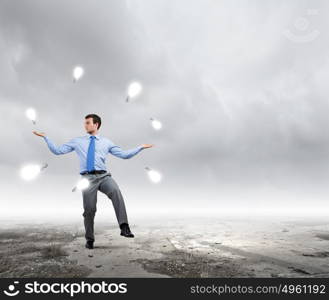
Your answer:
[0,215,329,278]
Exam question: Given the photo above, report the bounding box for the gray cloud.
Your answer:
[1,0,329,218]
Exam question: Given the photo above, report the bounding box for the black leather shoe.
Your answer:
[120,223,134,238]
[85,241,94,249]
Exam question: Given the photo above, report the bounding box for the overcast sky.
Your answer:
[1,0,329,220]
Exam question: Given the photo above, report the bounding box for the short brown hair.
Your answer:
[85,114,102,129]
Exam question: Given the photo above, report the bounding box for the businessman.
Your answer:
[33,114,153,249]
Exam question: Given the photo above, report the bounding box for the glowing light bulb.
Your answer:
[145,167,162,183]
[20,163,48,181]
[150,118,162,130]
[25,108,37,125]
[73,66,84,82]
[126,81,142,102]
[72,178,90,192]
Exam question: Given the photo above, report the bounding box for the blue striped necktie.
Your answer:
[86,136,96,171]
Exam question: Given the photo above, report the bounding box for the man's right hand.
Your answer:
[33,131,46,137]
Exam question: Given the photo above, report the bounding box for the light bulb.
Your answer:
[25,108,36,125]
[126,81,142,102]
[20,164,41,181]
[145,167,162,183]
[150,118,162,130]
[73,66,84,82]
[73,178,90,192]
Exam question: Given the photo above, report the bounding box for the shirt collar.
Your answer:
[86,133,100,140]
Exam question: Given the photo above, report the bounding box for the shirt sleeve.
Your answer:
[108,139,143,159]
[43,136,75,155]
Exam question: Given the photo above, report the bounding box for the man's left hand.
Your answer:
[141,144,154,149]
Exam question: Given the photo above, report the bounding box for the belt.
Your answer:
[80,170,107,175]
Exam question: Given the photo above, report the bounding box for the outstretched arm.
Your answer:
[108,139,154,159]
[33,131,75,155]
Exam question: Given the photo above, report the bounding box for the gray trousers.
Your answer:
[81,172,129,242]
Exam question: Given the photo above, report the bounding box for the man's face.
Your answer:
[84,118,98,133]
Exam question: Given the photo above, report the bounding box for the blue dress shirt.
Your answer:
[43,134,144,173]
